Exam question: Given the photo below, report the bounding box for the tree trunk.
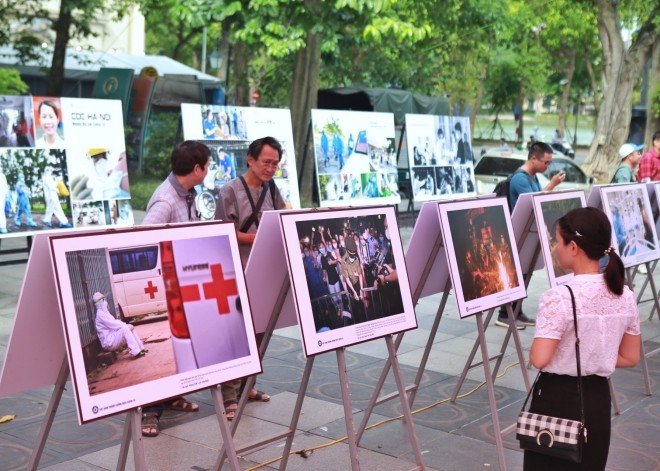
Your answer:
[232,41,249,106]
[583,50,600,117]
[469,63,488,140]
[582,0,656,181]
[645,36,660,149]
[290,30,321,206]
[47,0,73,96]
[557,50,576,137]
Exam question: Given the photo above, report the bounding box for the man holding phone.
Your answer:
[497,141,565,329]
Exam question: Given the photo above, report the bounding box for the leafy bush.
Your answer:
[142,110,181,179]
[127,175,162,211]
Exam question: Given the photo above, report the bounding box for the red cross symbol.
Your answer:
[203,264,238,314]
[144,280,159,299]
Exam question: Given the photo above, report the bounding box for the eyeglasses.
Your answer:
[259,159,280,169]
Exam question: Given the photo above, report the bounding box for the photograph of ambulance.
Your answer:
[108,244,167,321]
[50,222,261,424]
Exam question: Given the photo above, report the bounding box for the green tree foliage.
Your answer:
[0,68,30,95]
[1,0,136,96]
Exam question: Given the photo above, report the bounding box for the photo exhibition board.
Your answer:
[509,193,545,275]
[310,109,400,208]
[180,103,300,210]
[531,191,586,287]
[0,95,134,239]
[49,222,262,424]
[0,232,67,395]
[438,197,526,318]
[245,209,298,334]
[279,206,416,356]
[651,183,660,234]
[599,183,660,268]
[404,114,476,202]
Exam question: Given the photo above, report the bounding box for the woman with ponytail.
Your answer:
[526,207,641,470]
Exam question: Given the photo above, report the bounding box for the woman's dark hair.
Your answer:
[171,140,211,176]
[38,100,60,120]
[247,136,283,162]
[556,207,624,295]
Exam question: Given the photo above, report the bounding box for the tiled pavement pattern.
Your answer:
[1,208,659,470]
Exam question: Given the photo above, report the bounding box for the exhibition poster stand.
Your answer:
[357,197,529,471]
[0,231,243,471]
[587,185,655,396]
[212,210,424,471]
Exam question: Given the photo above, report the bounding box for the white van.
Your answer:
[108,245,167,320]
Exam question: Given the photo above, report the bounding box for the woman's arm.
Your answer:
[616,333,641,368]
[529,338,560,369]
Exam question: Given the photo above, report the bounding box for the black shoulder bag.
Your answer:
[516,285,586,463]
[237,177,277,233]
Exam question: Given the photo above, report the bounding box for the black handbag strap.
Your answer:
[521,285,585,427]
[238,176,269,233]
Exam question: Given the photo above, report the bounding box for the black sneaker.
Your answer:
[517,312,536,326]
[495,316,526,330]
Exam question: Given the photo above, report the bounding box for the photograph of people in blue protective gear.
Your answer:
[600,184,659,267]
[439,197,526,319]
[531,191,586,287]
[50,222,261,424]
[0,95,134,239]
[180,103,301,210]
[280,206,417,357]
[405,113,476,202]
[311,109,400,208]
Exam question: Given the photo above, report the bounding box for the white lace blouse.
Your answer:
[534,274,641,377]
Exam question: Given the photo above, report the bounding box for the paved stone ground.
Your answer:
[0,204,659,470]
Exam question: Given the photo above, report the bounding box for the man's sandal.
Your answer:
[141,412,160,437]
[224,400,238,421]
[165,397,199,412]
[247,389,270,402]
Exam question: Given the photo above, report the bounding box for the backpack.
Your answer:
[493,176,513,210]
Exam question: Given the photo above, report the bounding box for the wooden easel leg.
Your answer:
[116,409,146,471]
[608,378,621,415]
[210,385,241,471]
[28,357,68,471]
[279,356,315,470]
[475,313,507,471]
[385,335,425,469]
[337,348,361,471]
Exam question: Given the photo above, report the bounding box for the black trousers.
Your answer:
[523,372,611,471]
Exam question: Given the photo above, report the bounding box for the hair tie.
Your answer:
[603,246,615,256]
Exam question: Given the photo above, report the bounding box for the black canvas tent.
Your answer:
[317,86,450,125]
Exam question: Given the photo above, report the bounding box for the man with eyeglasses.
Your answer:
[497,141,565,330]
[215,136,286,418]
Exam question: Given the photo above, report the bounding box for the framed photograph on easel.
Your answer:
[279,206,416,356]
[600,183,660,268]
[438,197,525,318]
[532,191,586,287]
[49,221,262,424]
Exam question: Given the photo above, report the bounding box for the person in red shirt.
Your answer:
[637,131,660,182]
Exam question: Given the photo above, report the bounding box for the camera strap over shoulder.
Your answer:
[238,176,270,233]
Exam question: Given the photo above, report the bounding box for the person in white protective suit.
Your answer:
[0,165,7,233]
[41,168,72,228]
[93,292,147,359]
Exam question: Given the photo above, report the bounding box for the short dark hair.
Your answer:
[556,207,624,295]
[248,136,283,162]
[38,100,60,120]
[171,141,211,176]
[454,121,462,132]
[527,141,553,160]
[653,131,660,142]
